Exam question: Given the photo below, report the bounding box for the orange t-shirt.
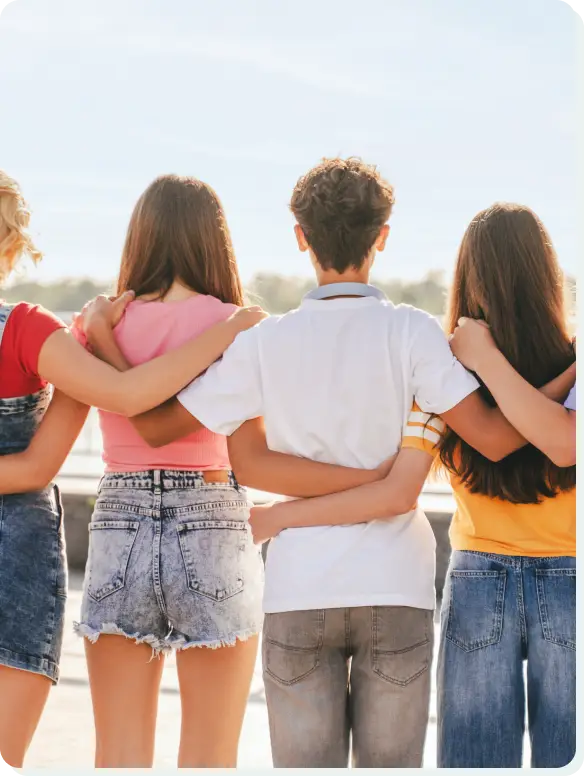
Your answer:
[402,404,575,557]
[448,479,575,557]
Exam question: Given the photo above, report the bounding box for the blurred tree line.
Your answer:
[3,271,576,320]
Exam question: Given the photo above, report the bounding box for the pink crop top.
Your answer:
[86,294,237,473]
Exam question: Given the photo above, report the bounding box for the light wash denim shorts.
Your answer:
[74,470,264,652]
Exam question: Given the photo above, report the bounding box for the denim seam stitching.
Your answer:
[371,608,431,686]
[535,570,575,650]
[87,522,140,602]
[176,528,245,602]
[445,570,506,652]
[263,612,324,686]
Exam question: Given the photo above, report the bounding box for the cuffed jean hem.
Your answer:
[0,645,59,684]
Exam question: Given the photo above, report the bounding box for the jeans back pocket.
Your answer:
[263,610,324,686]
[87,519,140,602]
[372,606,434,686]
[536,569,576,650]
[177,518,248,602]
[445,570,506,652]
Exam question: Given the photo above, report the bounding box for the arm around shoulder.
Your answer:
[0,391,89,494]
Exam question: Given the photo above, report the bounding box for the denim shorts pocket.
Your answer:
[87,520,139,602]
[372,606,433,686]
[263,610,324,686]
[177,519,248,602]
[536,569,576,650]
[445,570,506,652]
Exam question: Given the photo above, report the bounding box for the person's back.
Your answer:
[99,294,236,471]
[435,203,576,770]
[250,296,439,613]
[177,158,479,768]
[72,175,265,769]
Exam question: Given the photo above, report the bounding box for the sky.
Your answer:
[0,0,581,284]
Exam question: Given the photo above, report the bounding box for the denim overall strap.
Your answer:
[0,303,15,349]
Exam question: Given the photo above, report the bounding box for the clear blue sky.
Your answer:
[0,0,581,284]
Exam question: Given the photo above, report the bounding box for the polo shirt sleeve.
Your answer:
[177,327,263,436]
[409,311,479,415]
[564,383,576,411]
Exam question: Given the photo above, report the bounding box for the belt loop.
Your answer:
[153,469,162,492]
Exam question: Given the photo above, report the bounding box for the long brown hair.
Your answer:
[439,202,575,503]
[116,175,244,305]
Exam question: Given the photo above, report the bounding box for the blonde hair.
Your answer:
[0,171,42,283]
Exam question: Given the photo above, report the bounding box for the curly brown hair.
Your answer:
[290,157,395,273]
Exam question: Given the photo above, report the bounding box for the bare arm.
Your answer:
[472,348,575,466]
[87,311,397,474]
[440,362,575,463]
[227,418,393,498]
[86,326,202,446]
[440,391,526,462]
[37,307,265,417]
[248,447,431,544]
[0,391,89,493]
[449,318,576,466]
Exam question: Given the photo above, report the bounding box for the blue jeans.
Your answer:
[437,551,575,768]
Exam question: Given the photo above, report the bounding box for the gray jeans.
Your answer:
[262,606,434,768]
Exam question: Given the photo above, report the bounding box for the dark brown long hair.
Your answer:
[116,175,244,305]
[439,202,576,503]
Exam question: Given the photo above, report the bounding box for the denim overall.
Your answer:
[0,303,67,683]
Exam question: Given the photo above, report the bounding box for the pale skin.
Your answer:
[449,317,576,467]
[0,287,265,768]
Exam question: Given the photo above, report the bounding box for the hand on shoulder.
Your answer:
[226,305,268,335]
[74,292,135,346]
[449,317,497,372]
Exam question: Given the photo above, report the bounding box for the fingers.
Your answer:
[112,290,135,313]
[457,316,489,329]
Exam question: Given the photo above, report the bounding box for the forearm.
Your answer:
[86,328,200,444]
[233,448,382,498]
[88,320,237,416]
[0,394,89,493]
[90,329,131,372]
[540,361,576,402]
[270,451,430,531]
[274,479,408,530]
[476,349,576,465]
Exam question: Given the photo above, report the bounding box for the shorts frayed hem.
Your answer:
[173,627,259,651]
[0,646,59,684]
[74,622,259,654]
[73,621,170,656]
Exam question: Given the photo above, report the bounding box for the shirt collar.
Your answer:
[303,282,387,301]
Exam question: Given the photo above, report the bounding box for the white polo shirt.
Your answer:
[178,290,478,613]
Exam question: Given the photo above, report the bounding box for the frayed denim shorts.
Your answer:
[75,470,264,652]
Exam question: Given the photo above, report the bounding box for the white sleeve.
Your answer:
[177,327,262,436]
[410,311,479,415]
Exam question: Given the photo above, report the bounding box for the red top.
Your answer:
[0,302,66,398]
